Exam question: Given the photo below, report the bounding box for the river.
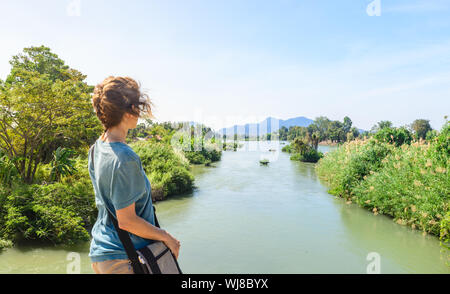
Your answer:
[0,140,448,273]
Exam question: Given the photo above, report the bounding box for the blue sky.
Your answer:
[0,0,449,131]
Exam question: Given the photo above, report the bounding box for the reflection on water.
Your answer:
[0,141,448,273]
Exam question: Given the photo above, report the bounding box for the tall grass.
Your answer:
[316,130,449,256]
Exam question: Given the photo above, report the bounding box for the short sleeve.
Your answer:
[110,158,146,210]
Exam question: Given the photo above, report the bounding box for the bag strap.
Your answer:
[90,143,160,274]
[107,210,146,274]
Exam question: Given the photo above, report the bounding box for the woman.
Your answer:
[88,76,180,274]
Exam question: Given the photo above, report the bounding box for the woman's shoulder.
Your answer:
[114,145,140,163]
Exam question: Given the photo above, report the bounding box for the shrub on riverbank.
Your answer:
[353,141,448,236]
[316,125,449,244]
[0,239,12,250]
[290,149,324,163]
[183,143,222,165]
[0,156,95,245]
[130,140,195,200]
[282,141,324,163]
[282,144,293,153]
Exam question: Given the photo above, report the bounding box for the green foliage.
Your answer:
[441,211,450,253]
[299,149,323,163]
[353,142,448,236]
[371,120,393,133]
[0,155,96,246]
[0,150,19,187]
[290,149,323,163]
[432,121,449,163]
[411,119,432,140]
[0,238,13,250]
[317,139,394,196]
[130,140,195,200]
[373,127,413,147]
[425,129,439,141]
[50,147,77,182]
[282,116,360,146]
[328,120,345,143]
[281,144,293,153]
[259,159,269,165]
[183,144,222,164]
[316,130,449,245]
[289,138,324,163]
[0,46,102,184]
[128,122,222,164]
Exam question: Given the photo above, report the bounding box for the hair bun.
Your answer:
[91,76,154,132]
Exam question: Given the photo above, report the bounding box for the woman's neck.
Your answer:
[101,126,128,143]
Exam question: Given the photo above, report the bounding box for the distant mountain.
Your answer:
[217,116,314,136]
[176,118,366,137]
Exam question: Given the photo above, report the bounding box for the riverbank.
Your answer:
[315,126,449,258]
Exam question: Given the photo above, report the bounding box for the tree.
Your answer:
[411,119,432,140]
[350,127,359,139]
[0,46,102,183]
[287,126,307,141]
[328,121,345,143]
[291,137,308,154]
[279,126,288,141]
[313,116,331,141]
[306,124,320,150]
[343,116,352,135]
[371,120,393,133]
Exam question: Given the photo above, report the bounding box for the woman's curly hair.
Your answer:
[92,76,155,132]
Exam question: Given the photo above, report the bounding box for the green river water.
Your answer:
[0,141,448,273]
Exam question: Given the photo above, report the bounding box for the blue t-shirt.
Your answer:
[88,138,155,263]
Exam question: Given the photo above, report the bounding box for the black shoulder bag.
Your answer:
[90,143,183,274]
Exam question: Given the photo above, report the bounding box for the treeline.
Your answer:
[0,46,221,249]
[277,116,437,144]
[279,116,440,163]
[277,116,360,143]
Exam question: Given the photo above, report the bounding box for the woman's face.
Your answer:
[125,105,140,129]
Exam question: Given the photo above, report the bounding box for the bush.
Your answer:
[282,144,293,153]
[290,148,323,163]
[373,127,413,147]
[316,139,394,197]
[0,156,96,245]
[441,211,450,253]
[183,142,222,164]
[0,238,12,250]
[353,142,448,236]
[316,133,449,241]
[0,151,19,187]
[130,141,195,200]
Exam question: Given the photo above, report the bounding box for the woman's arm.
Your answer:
[116,202,181,259]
